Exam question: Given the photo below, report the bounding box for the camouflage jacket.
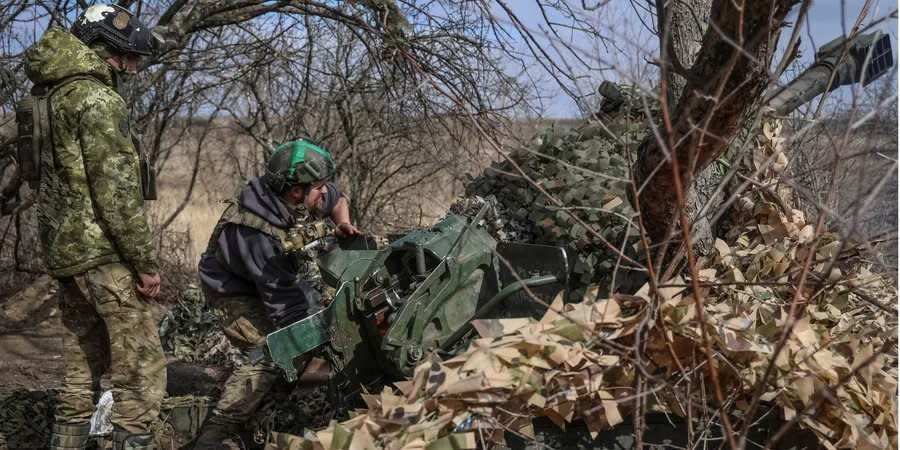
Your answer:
[24,28,158,277]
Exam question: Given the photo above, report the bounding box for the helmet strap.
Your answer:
[91,43,113,60]
[110,69,126,92]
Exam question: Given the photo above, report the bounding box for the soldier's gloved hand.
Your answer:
[334,222,359,238]
[136,272,161,297]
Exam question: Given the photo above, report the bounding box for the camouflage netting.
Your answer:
[158,283,240,364]
[251,384,339,440]
[0,390,58,449]
[451,85,656,297]
[278,117,898,450]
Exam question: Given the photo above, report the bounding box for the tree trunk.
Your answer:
[634,0,795,244]
[664,0,719,255]
[664,0,711,104]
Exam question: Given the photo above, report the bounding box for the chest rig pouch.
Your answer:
[282,207,334,293]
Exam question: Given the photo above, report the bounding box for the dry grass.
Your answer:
[787,117,899,273]
[148,192,224,265]
[143,118,555,263]
[146,125,264,263]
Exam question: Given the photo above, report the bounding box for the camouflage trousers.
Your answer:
[56,262,166,433]
[202,286,280,426]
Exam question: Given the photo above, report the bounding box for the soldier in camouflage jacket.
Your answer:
[24,5,165,450]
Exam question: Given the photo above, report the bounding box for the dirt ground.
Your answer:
[0,276,66,449]
[0,276,256,449]
[0,275,63,395]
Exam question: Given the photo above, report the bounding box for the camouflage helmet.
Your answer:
[71,4,159,56]
[264,139,337,194]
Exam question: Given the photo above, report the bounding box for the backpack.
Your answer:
[15,75,94,189]
[12,75,156,199]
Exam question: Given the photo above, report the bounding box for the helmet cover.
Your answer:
[264,139,337,193]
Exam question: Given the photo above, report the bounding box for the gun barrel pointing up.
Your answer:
[767,31,894,115]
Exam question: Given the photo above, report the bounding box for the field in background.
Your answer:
[145,125,258,264]
[139,116,898,277]
[0,116,895,295]
[788,119,898,271]
[144,119,563,264]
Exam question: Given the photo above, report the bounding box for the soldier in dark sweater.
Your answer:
[194,139,358,448]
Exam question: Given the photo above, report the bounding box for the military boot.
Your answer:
[112,427,154,450]
[49,422,91,450]
[193,422,241,450]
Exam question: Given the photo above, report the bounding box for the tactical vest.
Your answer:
[206,200,324,291]
[14,75,156,198]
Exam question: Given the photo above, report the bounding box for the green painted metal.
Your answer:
[265,284,343,382]
[266,202,518,385]
[379,214,499,376]
[317,248,377,287]
[439,274,559,352]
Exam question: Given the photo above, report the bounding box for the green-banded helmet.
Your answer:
[264,139,337,194]
[71,4,159,56]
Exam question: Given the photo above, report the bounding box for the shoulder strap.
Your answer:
[31,74,109,184]
[223,205,287,241]
[36,74,107,97]
[205,199,288,256]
